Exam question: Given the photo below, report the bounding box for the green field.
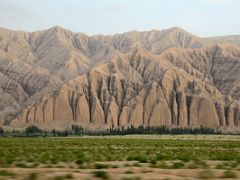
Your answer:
[0,135,240,179]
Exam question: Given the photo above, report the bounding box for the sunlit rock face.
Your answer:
[0,26,240,131]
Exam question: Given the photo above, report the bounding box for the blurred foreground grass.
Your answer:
[0,135,240,168]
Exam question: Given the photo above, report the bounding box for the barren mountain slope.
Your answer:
[0,26,207,125]
[206,35,240,45]
[0,26,240,131]
[10,46,240,131]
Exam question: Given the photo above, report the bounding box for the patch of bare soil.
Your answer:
[1,161,240,180]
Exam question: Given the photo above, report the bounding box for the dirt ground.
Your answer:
[1,161,240,180]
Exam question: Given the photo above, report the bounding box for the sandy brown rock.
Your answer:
[0,26,240,132]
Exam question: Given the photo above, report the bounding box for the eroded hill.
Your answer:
[0,26,240,131]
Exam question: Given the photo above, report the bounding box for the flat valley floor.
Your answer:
[1,135,240,180]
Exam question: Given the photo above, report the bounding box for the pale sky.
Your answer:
[0,0,239,37]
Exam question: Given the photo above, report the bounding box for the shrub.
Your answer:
[92,171,109,179]
[136,155,148,163]
[215,163,225,169]
[198,169,214,179]
[75,159,84,165]
[0,170,16,177]
[15,162,28,168]
[64,173,74,179]
[124,170,134,174]
[187,162,198,169]
[111,164,119,168]
[127,154,148,163]
[74,150,85,165]
[222,170,237,178]
[230,162,238,168]
[127,154,135,161]
[172,162,185,169]
[26,173,38,180]
[123,163,131,167]
[156,154,166,161]
[132,162,142,167]
[194,160,209,169]
[94,163,109,169]
[150,159,157,165]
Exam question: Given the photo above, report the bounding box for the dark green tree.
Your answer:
[0,127,4,136]
[25,126,42,136]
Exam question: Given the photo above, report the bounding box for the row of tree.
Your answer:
[0,125,223,137]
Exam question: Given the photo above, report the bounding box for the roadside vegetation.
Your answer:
[0,137,240,168]
[0,136,240,179]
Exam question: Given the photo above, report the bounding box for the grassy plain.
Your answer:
[0,135,240,179]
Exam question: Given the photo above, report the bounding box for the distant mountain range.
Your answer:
[0,26,240,132]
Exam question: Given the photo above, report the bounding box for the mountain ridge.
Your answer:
[0,26,240,132]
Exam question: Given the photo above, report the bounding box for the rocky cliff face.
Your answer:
[0,26,240,131]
